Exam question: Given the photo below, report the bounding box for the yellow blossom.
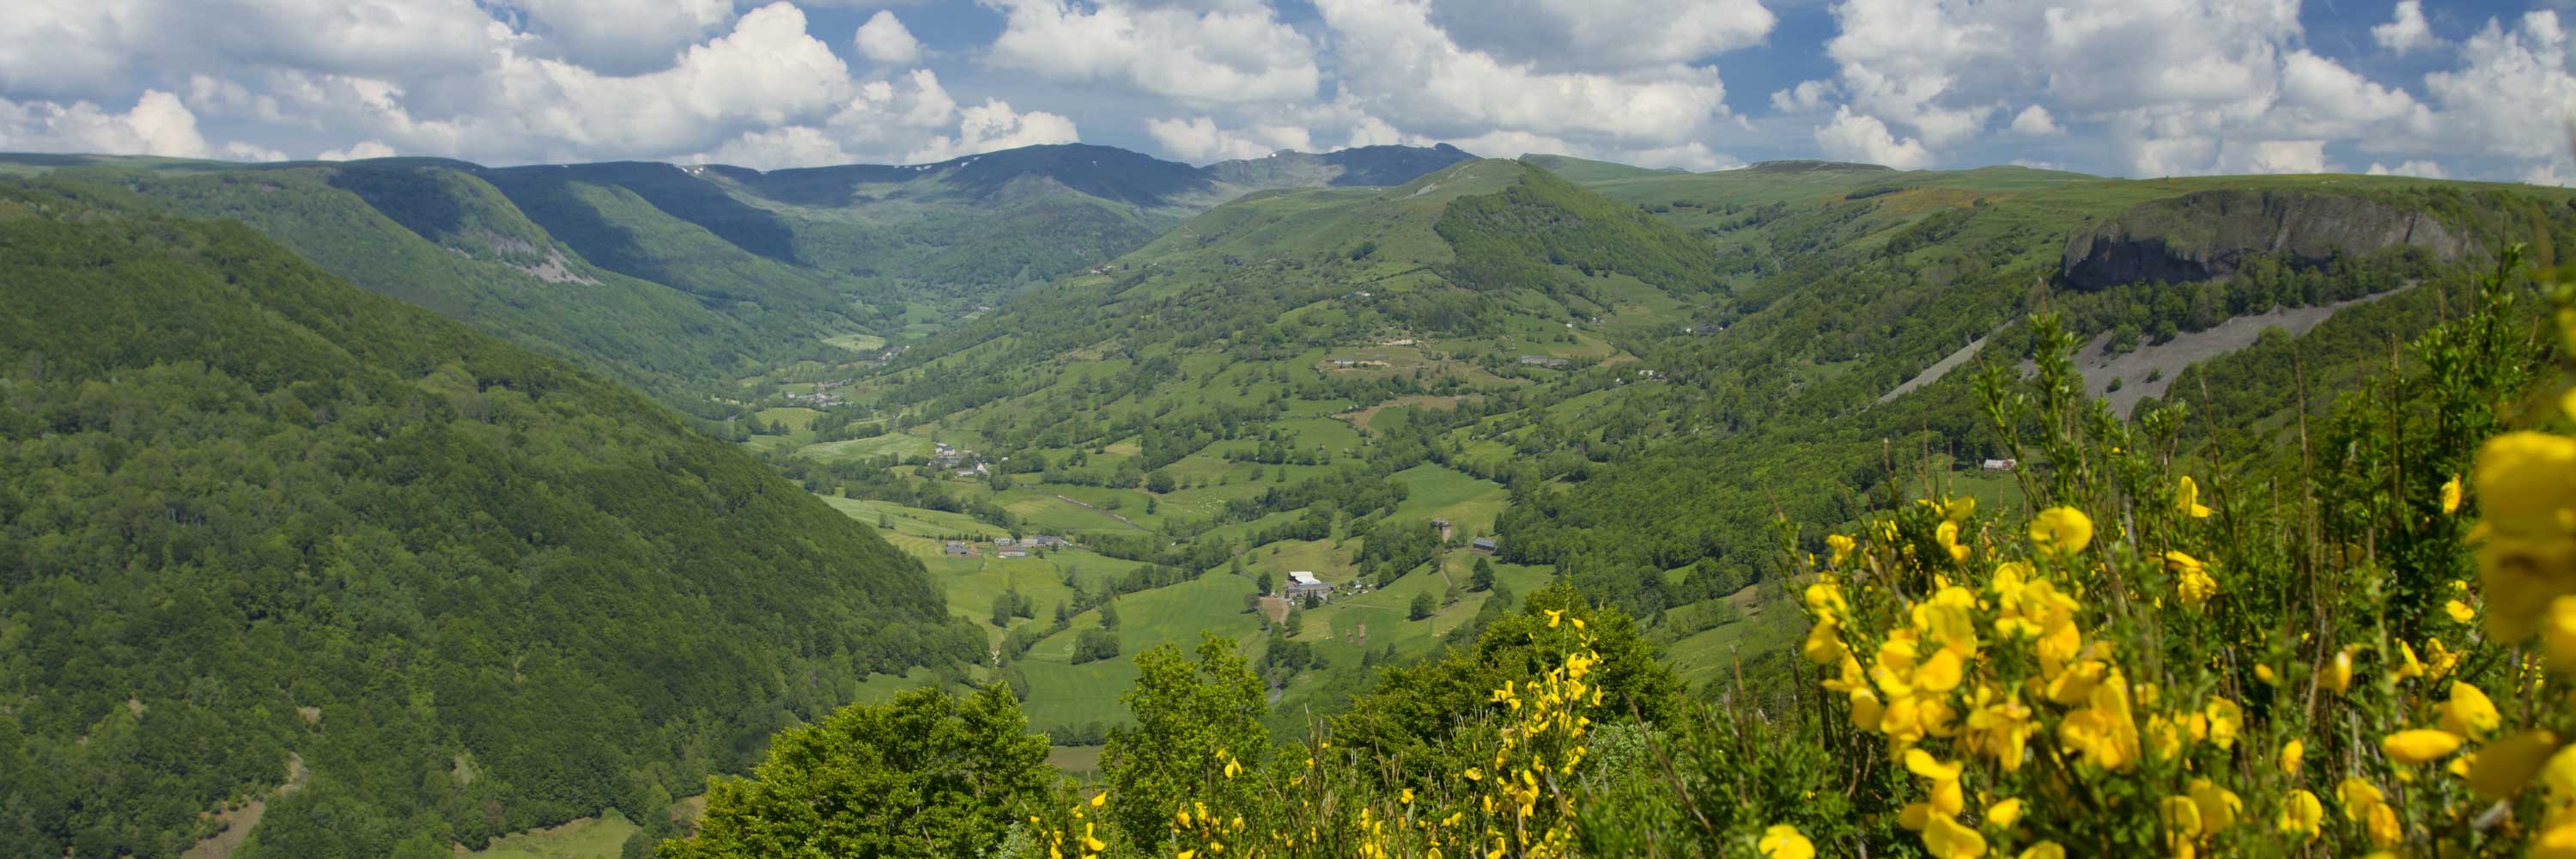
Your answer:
[1945,496,1977,522]
[1986,798,2022,828]
[2385,728,2465,765]
[2188,779,2241,834]
[1826,533,1856,568]
[2278,740,2303,776]
[2471,432,2576,643]
[2202,698,2241,750]
[2468,730,2561,801]
[2338,777,2384,821]
[2545,595,2576,669]
[2029,508,2093,556]
[1937,520,1971,564]
[1545,609,1564,628]
[1922,813,1987,859]
[2018,843,2065,859]
[2439,682,2501,737]
[2277,789,2324,841]
[2366,801,2402,847]
[2441,474,2464,514]
[2324,648,2354,694]
[2446,599,2477,624]
[2178,476,2212,518]
[1758,825,1815,859]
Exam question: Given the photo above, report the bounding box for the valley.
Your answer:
[8,139,2575,859]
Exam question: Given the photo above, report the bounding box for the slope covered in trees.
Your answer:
[0,180,978,858]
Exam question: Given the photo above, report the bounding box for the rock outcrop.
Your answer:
[2061,190,2475,289]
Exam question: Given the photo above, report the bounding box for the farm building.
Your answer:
[1471,537,1499,553]
[1284,570,1335,600]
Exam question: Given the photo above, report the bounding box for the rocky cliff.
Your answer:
[2060,189,2476,289]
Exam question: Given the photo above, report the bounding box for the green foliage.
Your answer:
[1334,582,1684,777]
[0,183,974,858]
[1072,629,1122,665]
[1437,166,1724,299]
[660,685,1054,859]
[1099,635,1269,844]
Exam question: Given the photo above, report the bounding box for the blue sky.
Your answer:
[1,0,2567,183]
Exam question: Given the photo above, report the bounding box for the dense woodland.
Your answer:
[0,182,976,858]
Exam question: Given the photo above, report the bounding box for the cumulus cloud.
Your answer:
[2367,159,2447,179]
[690,69,1078,169]
[854,11,923,65]
[1316,0,1729,144]
[0,0,506,101]
[508,0,735,74]
[981,0,1320,105]
[2009,105,2061,135]
[0,90,210,157]
[317,140,396,161]
[2423,10,2576,162]
[1814,107,1931,169]
[1145,115,1313,162]
[1771,80,1836,113]
[2373,1,2439,54]
[1425,0,1774,71]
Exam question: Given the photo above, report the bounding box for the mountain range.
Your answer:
[5,140,2573,859]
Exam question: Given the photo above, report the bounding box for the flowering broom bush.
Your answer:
[1779,249,2576,858]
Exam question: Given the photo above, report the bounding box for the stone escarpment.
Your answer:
[2061,190,2476,289]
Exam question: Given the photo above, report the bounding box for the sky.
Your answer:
[0,0,2568,183]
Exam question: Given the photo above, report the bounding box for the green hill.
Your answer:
[0,180,979,859]
[756,155,2576,734]
[0,145,1473,424]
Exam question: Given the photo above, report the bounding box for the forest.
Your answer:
[0,181,978,858]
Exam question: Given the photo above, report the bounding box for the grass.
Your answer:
[820,495,1005,539]
[799,432,931,463]
[1388,464,1509,535]
[466,809,637,859]
[823,332,887,352]
[1018,574,1264,729]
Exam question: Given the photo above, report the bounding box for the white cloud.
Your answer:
[690,70,1078,169]
[1814,107,1931,169]
[1316,0,1730,144]
[2525,162,2573,187]
[508,0,735,75]
[981,0,1320,105]
[2373,1,2439,54]
[0,0,507,101]
[920,99,1079,162]
[0,89,210,157]
[2009,104,2060,135]
[317,140,396,161]
[1608,142,1740,171]
[2216,139,2327,174]
[1425,0,1774,71]
[222,142,289,161]
[2423,11,2576,162]
[1771,79,1836,113]
[1145,115,1313,162]
[854,11,923,65]
[2366,159,2447,179]
[2275,50,2433,137]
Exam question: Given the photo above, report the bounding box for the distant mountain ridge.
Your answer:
[0,143,1474,418]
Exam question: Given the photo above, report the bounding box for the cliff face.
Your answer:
[2061,190,2476,289]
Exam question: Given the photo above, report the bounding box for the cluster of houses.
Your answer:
[930,442,989,478]
[1327,357,1392,369]
[1516,356,1571,369]
[941,533,1074,558]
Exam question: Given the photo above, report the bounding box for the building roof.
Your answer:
[1286,570,1322,585]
